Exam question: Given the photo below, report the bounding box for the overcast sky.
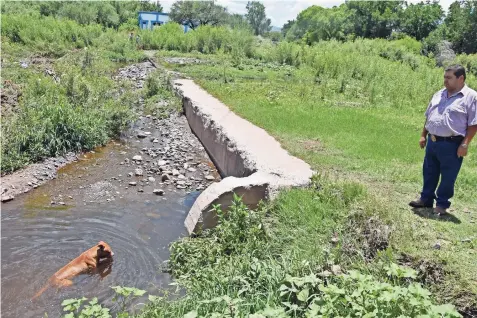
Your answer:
[160,0,456,28]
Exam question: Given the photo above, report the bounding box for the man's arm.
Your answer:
[457,97,477,157]
[419,117,429,149]
[462,125,477,146]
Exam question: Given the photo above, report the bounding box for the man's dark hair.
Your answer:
[445,64,466,81]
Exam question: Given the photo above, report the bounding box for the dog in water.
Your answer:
[31,241,114,301]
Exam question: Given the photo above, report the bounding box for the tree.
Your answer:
[169,1,228,30]
[245,1,271,36]
[281,19,295,37]
[226,13,251,31]
[345,0,404,38]
[399,1,443,40]
[96,3,120,29]
[444,0,477,54]
[284,5,352,43]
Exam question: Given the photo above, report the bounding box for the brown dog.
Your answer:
[31,241,114,301]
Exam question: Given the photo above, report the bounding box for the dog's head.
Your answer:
[96,241,114,259]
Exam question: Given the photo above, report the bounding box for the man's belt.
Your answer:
[429,134,464,142]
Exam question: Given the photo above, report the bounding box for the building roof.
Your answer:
[138,11,169,15]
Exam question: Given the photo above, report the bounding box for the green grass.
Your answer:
[136,186,462,317]
[153,41,477,314]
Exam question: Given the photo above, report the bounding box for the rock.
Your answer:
[172,169,180,176]
[158,160,167,166]
[161,174,171,182]
[188,167,196,172]
[132,155,142,161]
[138,188,144,192]
[59,202,65,205]
[461,238,472,243]
[137,132,147,138]
[331,265,342,275]
[176,180,186,186]
[1,195,14,202]
[433,242,441,250]
[153,139,159,143]
[129,181,137,186]
[178,174,186,179]
[148,177,156,182]
[135,169,144,176]
[153,189,164,195]
[205,175,215,181]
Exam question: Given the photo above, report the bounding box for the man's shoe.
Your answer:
[409,199,433,208]
[433,206,448,215]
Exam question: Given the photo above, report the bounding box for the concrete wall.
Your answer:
[172,78,315,235]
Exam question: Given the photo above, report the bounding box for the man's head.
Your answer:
[444,64,466,93]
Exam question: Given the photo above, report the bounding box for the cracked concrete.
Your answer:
[172,78,315,235]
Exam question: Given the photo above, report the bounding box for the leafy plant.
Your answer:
[111,286,147,315]
[62,297,110,318]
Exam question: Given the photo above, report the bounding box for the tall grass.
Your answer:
[1,14,102,56]
[139,23,255,58]
[0,48,137,173]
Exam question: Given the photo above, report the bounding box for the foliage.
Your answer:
[61,286,156,318]
[346,1,404,39]
[0,34,140,173]
[285,5,353,43]
[139,23,254,57]
[280,267,461,317]
[226,13,252,32]
[444,0,477,54]
[169,1,228,30]
[245,1,271,36]
[0,1,163,29]
[62,297,111,318]
[399,1,444,41]
[136,191,463,317]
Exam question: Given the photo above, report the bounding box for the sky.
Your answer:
[160,0,456,28]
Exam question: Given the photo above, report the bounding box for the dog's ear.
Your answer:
[97,244,105,250]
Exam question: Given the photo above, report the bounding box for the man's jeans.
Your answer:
[420,137,463,209]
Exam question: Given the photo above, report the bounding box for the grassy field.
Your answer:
[140,42,477,316]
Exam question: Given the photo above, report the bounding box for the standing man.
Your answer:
[409,65,477,215]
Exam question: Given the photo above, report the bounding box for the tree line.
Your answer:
[282,0,476,55]
[2,0,475,55]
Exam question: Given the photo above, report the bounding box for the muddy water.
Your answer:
[1,115,217,317]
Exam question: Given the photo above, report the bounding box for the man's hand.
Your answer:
[419,136,427,149]
[457,144,468,157]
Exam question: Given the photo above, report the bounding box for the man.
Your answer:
[409,64,477,215]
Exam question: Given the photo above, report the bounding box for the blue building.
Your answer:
[138,11,189,32]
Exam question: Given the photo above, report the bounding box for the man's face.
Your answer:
[444,70,463,91]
